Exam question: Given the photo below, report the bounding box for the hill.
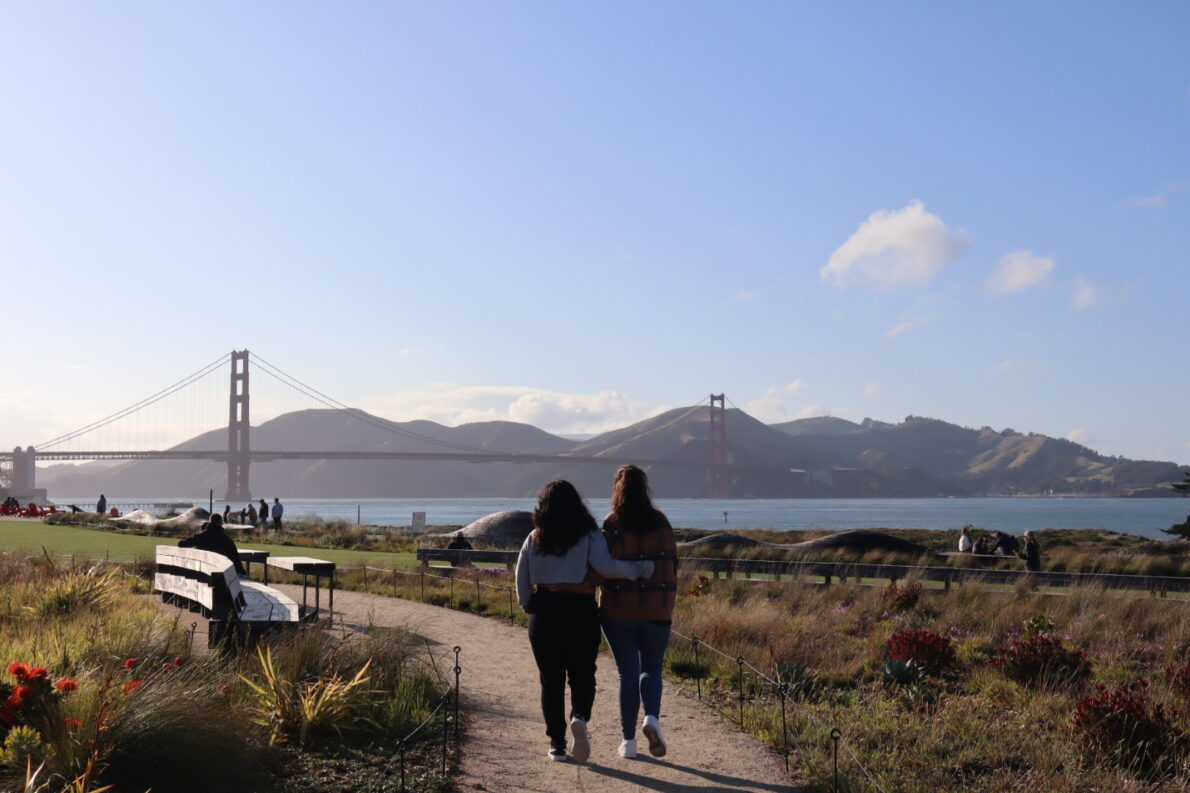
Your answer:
[37,408,1186,499]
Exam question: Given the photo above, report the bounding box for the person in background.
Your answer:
[96,494,107,515]
[515,480,653,764]
[271,498,284,531]
[247,502,258,528]
[958,526,973,553]
[222,505,231,525]
[598,464,678,760]
[447,531,473,550]
[1020,530,1042,572]
[238,506,247,525]
[259,499,270,531]
[973,534,990,555]
[178,514,245,575]
[991,531,1020,557]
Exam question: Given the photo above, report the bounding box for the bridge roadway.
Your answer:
[0,448,787,473]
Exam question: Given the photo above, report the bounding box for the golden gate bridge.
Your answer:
[2,350,737,500]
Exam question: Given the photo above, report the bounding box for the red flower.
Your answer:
[215,683,232,695]
[56,678,79,693]
[173,657,186,667]
[63,717,84,731]
[7,662,28,679]
[123,658,140,671]
[121,680,143,693]
[25,667,50,684]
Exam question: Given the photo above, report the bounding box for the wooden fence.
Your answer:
[415,548,1190,597]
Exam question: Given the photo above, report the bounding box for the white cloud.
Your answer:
[364,385,666,435]
[988,251,1055,294]
[1124,194,1167,208]
[742,380,806,422]
[797,405,828,419]
[1066,428,1095,446]
[821,202,969,291]
[886,318,928,338]
[1072,276,1097,311]
[864,381,881,399]
[992,359,1046,376]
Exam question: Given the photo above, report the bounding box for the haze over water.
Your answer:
[73,496,1190,541]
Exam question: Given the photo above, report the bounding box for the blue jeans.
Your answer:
[601,619,672,740]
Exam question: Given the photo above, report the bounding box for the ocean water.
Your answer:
[75,496,1190,540]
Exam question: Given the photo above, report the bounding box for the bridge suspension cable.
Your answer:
[34,353,232,451]
[250,354,495,455]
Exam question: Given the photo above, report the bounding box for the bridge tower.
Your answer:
[225,350,251,501]
[707,394,727,497]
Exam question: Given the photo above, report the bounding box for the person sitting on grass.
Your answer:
[178,513,245,576]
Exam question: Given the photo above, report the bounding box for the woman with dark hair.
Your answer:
[598,464,677,759]
[515,480,653,763]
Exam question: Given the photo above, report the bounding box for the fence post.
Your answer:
[421,571,426,602]
[453,646,462,745]
[450,577,455,608]
[399,738,407,793]
[475,577,481,609]
[736,657,746,729]
[393,567,397,596]
[693,638,702,701]
[507,587,514,624]
[779,683,789,773]
[440,695,448,776]
[363,565,368,591]
[831,727,841,792]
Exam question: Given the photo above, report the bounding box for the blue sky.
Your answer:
[2,2,1188,464]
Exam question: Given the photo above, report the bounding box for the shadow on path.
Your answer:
[583,756,795,793]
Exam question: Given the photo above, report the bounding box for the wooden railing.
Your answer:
[414,548,1190,596]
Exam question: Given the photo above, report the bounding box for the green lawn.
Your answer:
[0,520,418,568]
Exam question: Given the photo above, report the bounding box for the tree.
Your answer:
[1163,471,1190,540]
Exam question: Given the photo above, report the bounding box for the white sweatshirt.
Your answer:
[515,530,654,610]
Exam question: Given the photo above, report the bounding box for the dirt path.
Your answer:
[159,587,795,792]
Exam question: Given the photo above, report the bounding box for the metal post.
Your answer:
[449,577,455,608]
[475,578,481,609]
[508,587,514,624]
[780,684,789,773]
[421,571,426,602]
[693,638,702,701]
[363,565,368,591]
[357,504,360,525]
[737,657,746,728]
[399,738,406,793]
[453,647,462,745]
[208,489,213,515]
[831,728,841,792]
[393,567,398,596]
[441,694,448,776]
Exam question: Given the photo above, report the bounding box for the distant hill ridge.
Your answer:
[38,407,1185,499]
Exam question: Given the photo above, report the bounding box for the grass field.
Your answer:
[0,519,418,567]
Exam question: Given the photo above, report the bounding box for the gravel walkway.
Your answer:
[160,586,796,792]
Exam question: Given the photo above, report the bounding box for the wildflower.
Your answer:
[63,718,84,731]
[216,683,232,695]
[123,658,140,671]
[121,680,143,693]
[173,657,186,667]
[56,678,79,693]
[25,667,50,684]
[6,662,29,679]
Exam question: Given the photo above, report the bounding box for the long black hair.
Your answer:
[532,480,597,556]
[607,464,667,535]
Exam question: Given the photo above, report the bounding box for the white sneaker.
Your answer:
[642,715,667,757]
[569,718,590,763]
[548,747,569,762]
[618,738,637,758]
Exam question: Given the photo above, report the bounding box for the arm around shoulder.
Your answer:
[587,532,653,580]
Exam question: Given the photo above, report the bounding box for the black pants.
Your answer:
[527,591,601,749]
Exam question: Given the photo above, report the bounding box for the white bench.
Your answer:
[155,546,301,642]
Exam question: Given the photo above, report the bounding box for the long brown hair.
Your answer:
[532,480,597,556]
[608,464,666,535]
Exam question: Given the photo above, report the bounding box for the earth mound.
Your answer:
[785,529,934,556]
[430,510,534,549]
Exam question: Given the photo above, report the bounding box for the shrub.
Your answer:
[1165,661,1190,701]
[879,581,922,612]
[885,629,955,675]
[1073,681,1185,776]
[992,635,1091,690]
